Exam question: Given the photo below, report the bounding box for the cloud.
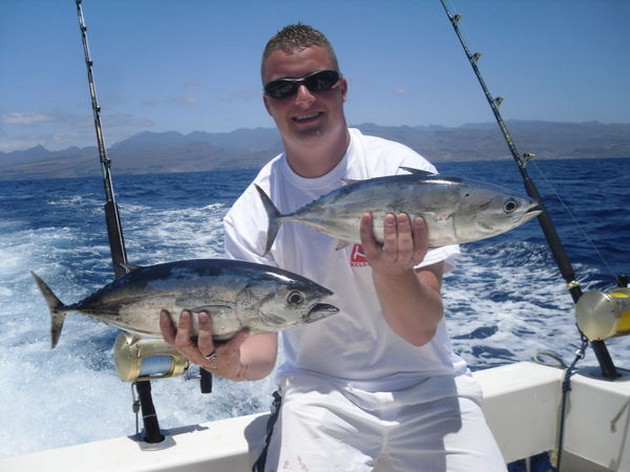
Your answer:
[1,112,56,125]
[0,111,154,152]
[394,87,408,96]
[103,113,153,129]
[217,86,260,104]
[0,136,45,152]
[175,96,199,106]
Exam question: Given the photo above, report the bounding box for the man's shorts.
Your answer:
[256,373,506,471]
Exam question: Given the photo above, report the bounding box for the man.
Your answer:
[161,24,506,471]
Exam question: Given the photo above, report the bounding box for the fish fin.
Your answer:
[399,166,436,176]
[120,263,142,273]
[255,184,282,256]
[31,272,68,349]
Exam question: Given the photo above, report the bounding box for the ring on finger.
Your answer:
[205,350,219,362]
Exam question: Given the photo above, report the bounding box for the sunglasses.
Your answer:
[264,70,342,99]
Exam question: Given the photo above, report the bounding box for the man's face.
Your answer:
[262,45,347,144]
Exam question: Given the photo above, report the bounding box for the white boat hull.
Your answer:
[1,361,628,471]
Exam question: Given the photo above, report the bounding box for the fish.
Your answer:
[257,167,542,255]
[32,258,339,348]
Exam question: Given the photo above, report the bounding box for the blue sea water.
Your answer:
[0,157,628,459]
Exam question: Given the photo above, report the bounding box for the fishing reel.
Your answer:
[113,332,190,382]
[576,287,630,341]
[112,333,192,444]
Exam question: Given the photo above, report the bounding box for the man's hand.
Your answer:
[160,309,250,380]
[359,212,429,274]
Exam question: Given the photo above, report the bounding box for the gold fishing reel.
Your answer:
[113,332,190,382]
[576,288,630,341]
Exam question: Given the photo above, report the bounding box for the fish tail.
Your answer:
[31,272,67,349]
[255,184,282,256]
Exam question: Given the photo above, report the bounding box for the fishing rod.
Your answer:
[75,0,127,279]
[74,0,164,444]
[438,0,618,380]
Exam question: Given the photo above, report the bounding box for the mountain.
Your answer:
[1,121,629,181]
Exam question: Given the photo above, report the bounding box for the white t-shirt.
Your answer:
[224,128,468,392]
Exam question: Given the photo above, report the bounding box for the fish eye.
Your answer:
[286,290,305,306]
[503,198,519,213]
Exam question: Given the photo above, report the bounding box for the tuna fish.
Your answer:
[32,259,339,348]
[257,167,541,254]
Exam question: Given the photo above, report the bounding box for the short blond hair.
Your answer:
[261,23,340,81]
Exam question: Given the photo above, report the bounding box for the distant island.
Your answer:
[1,121,629,181]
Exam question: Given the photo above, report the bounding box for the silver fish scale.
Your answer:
[272,172,540,248]
[32,259,339,347]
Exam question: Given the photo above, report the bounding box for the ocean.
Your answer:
[0,156,628,459]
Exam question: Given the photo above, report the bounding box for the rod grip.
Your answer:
[200,369,213,393]
[135,380,164,443]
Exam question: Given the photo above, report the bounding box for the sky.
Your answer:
[1,0,629,153]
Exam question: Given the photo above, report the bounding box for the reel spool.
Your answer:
[113,332,190,382]
[576,288,630,341]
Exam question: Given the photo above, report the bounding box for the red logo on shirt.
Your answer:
[350,244,369,267]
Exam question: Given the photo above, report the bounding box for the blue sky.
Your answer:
[1,0,628,152]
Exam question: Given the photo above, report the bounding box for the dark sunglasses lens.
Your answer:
[265,81,298,99]
[304,71,340,93]
[265,71,340,99]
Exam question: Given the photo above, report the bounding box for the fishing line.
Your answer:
[555,335,589,472]
[75,0,128,279]
[443,0,616,283]
[438,0,619,381]
[527,160,618,281]
[439,3,629,469]
[74,0,164,444]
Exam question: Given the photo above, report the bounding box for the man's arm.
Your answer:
[360,212,444,347]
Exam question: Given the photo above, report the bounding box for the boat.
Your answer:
[2,2,628,471]
[1,360,628,471]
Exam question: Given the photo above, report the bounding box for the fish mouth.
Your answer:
[521,204,543,221]
[305,302,339,322]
